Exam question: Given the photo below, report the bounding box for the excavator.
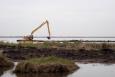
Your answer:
[17,20,51,43]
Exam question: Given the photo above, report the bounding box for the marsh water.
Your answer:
[0,62,115,77]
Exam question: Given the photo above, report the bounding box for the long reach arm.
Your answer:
[25,20,51,40]
[31,20,51,39]
[30,20,51,39]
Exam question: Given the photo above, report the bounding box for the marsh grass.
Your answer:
[24,56,75,65]
[14,56,79,73]
[0,53,14,67]
[0,40,115,49]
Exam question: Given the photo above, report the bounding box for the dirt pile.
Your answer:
[14,56,79,73]
[3,47,115,63]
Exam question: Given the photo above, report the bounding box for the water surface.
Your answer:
[0,62,115,77]
[68,63,115,77]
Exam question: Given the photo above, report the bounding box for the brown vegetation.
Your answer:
[14,56,79,73]
[0,54,14,75]
[0,54,14,67]
[16,73,68,77]
[1,40,115,49]
[1,41,115,63]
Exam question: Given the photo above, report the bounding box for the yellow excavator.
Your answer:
[17,20,51,43]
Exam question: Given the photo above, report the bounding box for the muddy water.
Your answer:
[0,62,115,77]
[68,63,115,77]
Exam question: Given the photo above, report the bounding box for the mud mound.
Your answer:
[14,56,79,73]
[3,47,115,63]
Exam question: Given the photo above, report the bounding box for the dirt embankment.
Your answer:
[0,54,14,75]
[2,47,115,63]
[0,54,14,67]
[14,56,78,73]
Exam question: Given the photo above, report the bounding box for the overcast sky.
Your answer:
[0,0,115,41]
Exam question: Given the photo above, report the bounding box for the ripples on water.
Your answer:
[0,62,115,77]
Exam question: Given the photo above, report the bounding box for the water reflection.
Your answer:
[1,63,115,77]
[0,68,7,76]
[68,63,115,77]
[0,62,18,77]
[16,73,68,77]
[0,67,14,76]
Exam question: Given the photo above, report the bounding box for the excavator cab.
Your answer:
[23,35,33,41]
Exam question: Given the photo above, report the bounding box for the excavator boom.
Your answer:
[31,20,51,39]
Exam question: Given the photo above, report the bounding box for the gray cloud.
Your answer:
[0,0,115,41]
